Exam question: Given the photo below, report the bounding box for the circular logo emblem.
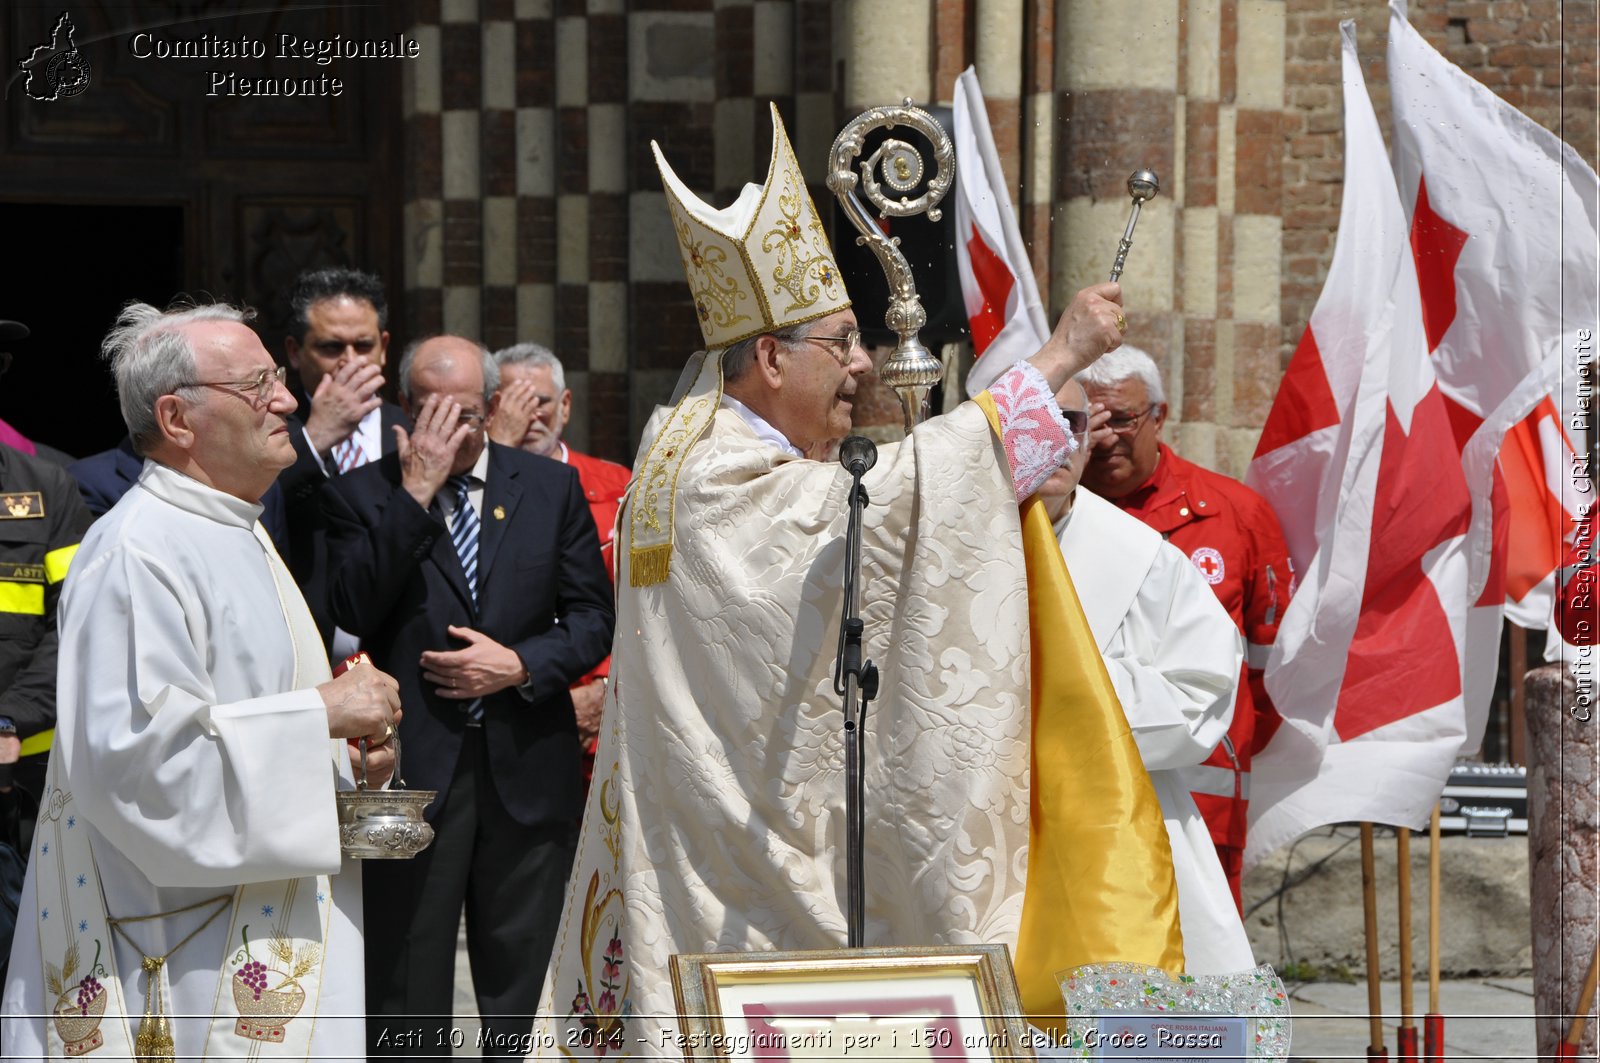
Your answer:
[1190,546,1225,585]
[47,50,91,99]
[881,142,924,192]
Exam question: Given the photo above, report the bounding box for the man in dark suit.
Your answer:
[276,267,409,649]
[321,335,613,1057]
[65,435,143,517]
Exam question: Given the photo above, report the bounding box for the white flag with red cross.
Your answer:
[952,66,1052,397]
[1387,0,1598,658]
[1242,22,1482,868]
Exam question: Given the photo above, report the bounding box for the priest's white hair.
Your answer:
[101,300,254,455]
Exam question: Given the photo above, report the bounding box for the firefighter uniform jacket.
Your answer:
[1111,443,1293,907]
[0,446,91,749]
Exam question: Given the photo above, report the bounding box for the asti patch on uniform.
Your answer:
[0,562,47,584]
[0,492,44,519]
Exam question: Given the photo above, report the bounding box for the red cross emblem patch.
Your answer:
[1190,546,1225,585]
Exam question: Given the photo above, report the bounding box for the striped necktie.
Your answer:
[332,436,363,473]
[448,473,480,603]
[447,474,483,721]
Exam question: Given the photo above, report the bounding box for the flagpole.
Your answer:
[1425,805,1445,1063]
[1362,822,1389,1062]
[1397,828,1418,1061]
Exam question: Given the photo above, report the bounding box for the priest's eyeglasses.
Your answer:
[1058,407,1089,436]
[804,329,863,366]
[1105,404,1160,435]
[176,365,288,405]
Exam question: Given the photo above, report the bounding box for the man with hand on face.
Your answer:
[277,267,409,650]
[3,300,400,1060]
[320,335,614,1056]
[1078,344,1294,908]
[488,343,630,780]
[1038,377,1255,974]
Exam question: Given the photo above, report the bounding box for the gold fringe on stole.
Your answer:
[629,544,673,588]
[973,391,1184,1032]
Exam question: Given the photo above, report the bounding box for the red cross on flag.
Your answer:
[952,67,1052,397]
[1242,22,1482,867]
[1388,0,1598,658]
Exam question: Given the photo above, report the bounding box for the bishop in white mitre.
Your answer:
[533,105,1154,1058]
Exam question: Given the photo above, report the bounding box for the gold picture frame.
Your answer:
[668,943,1036,1061]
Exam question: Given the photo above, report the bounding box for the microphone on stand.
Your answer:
[833,432,879,946]
[839,435,878,477]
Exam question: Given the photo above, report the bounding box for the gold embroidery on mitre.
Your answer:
[762,161,846,316]
[668,207,751,341]
[654,102,850,351]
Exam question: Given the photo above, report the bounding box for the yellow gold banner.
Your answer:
[974,391,1184,1030]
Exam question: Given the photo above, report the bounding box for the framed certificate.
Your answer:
[669,944,1036,1061]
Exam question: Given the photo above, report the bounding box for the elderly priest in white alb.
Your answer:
[2,301,401,1061]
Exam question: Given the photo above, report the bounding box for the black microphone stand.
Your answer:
[833,437,879,948]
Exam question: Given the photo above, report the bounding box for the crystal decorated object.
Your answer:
[1057,962,1291,1060]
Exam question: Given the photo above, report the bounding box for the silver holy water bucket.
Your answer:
[335,731,436,859]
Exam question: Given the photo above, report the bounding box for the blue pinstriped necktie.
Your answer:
[447,474,483,721]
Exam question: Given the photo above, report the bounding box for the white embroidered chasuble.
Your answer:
[1056,488,1255,973]
[536,400,1036,1058]
[1,461,364,1061]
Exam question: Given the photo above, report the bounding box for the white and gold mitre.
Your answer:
[652,102,851,350]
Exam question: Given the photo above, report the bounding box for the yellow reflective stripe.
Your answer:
[44,543,79,584]
[18,729,51,757]
[0,582,43,615]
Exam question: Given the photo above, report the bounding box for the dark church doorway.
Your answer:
[0,202,185,460]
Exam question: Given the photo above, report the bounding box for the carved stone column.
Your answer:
[1526,663,1599,1058]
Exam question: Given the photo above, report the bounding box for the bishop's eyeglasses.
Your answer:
[803,329,863,367]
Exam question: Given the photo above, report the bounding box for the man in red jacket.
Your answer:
[489,344,629,776]
[1079,344,1293,908]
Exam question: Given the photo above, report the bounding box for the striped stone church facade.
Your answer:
[396,0,1594,469]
